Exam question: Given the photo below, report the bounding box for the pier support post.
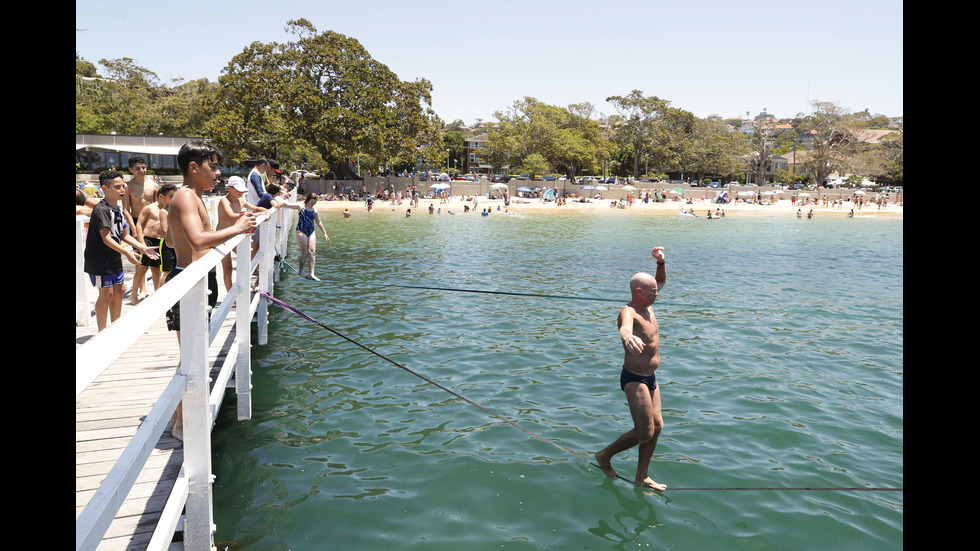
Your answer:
[181,276,215,550]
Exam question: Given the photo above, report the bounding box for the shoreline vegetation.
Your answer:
[311,195,903,219]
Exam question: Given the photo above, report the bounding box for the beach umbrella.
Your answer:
[596,185,608,190]
[516,186,532,192]
[622,185,636,191]
[580,185,596,190]
[430,183,451,190]
[672,187,684,194]
[490,183,509,189]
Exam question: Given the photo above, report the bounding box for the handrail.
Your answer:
[76,192,297,551]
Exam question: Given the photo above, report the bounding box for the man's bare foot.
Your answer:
[309,274,320,281]
[594,450,618,479]
[635,476,666,491]
[172,424,183,441]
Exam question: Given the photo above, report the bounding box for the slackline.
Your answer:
[256,289,902,493]
[391,284,624,303]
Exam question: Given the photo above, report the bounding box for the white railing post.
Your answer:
[257,216,271,346]
[273,208,284,284]
[263,215,275,299]
[77,206,290,550]
[235,232,253,421]
[180,275,215,551]
[76,216,91,326]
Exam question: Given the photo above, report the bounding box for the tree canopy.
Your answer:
[203,19,439,178]
[76,54,214,136]
[606,90,697,178]
[796,101,861,187]
[488,98,610,180]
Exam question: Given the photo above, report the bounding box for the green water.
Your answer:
[211,209,903,550]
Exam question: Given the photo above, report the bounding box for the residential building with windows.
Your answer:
[464,133,492,175]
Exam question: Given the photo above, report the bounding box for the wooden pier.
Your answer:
[76,203,295,551]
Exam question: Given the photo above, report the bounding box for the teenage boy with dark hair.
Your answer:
[165,141,256,440]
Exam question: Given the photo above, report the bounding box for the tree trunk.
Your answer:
[328,160,360,180]
[314,144,362,180]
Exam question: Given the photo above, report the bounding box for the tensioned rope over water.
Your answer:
[255,290,903,493]
[256,289,635,485]
[391,284,625,303]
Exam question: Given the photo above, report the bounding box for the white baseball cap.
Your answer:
[228,176,247,192]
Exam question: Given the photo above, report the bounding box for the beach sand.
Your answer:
[311,195,903,219]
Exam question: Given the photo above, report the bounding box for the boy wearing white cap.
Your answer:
[216,176,267,291]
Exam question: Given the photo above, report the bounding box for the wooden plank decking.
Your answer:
[76,262,242,551]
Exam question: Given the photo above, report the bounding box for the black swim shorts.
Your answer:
[165,268,218,332]
[620,368,658,391]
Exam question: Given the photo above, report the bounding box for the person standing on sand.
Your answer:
[595,246,668,490]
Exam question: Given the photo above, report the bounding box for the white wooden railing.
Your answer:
[76,197,296,551]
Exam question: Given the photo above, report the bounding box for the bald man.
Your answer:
[595,246,668,490]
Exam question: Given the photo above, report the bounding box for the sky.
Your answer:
[76,0,903,125]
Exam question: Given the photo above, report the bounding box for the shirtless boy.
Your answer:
[595,246,668,490]
[215,176,267,292]
[123,156,159,304]
[136,183,177,292]
[165,142,256,440]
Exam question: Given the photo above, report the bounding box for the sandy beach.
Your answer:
[311,195,903,219]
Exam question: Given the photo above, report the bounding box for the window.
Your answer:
[151,154,177,170]
[103,152,121,169]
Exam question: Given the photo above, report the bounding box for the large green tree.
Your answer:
[488,98,609,180]
[679,118,749,183]
[76,53,213,136]
[442,129,465,172]
[796,101,860,187]
[851,131,903,186]
[748,116,778,185]
[205,19,439,178]
[606,90,692,178]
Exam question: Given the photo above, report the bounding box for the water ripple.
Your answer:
[213,212,902,550]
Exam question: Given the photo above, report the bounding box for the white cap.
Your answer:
[228,176,247,192]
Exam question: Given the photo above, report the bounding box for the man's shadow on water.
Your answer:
[587,478,728,549]
[588,478,666,547]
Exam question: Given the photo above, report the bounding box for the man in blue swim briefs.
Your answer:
[595,246,668,490]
